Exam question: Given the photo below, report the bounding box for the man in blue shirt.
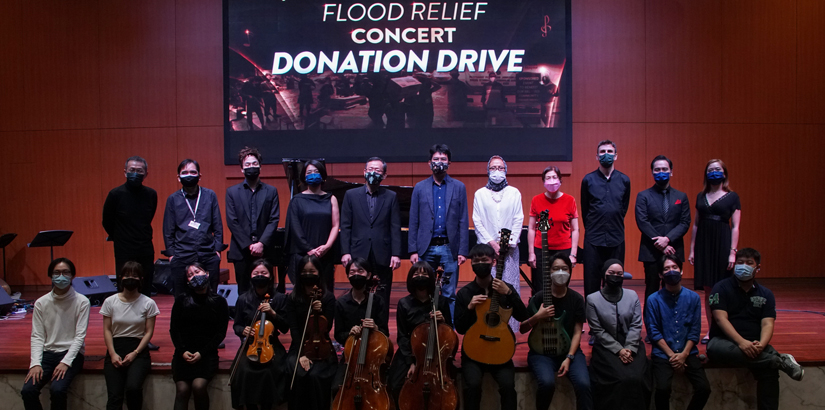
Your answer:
[645,255,710,410]
[409,144,469,317]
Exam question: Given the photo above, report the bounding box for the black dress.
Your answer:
[169,293,229,382]
[231,290,290,408]
[284,193,336,291]
[285,290,337,410]
[693,191,741,290]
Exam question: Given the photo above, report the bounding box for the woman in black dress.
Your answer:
[170,262,229,410]
[283,160,340,293]
[285,255,337,410]
[231,259,289,410]
[688,159,741,342]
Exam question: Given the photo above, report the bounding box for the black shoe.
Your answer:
[218,342,226,349]
[147,342,160,351]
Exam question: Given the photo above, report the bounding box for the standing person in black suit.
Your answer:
[226,146,280,294]
[635,155,691,304]
[340,157,401,320]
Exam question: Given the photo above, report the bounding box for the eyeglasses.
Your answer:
[126,168,146,175]
[52,270,73,278]
[707,167,723,172]
[489,166,506,172]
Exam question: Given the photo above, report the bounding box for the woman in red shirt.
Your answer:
[527,166,580,296]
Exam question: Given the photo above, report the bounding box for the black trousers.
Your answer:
[367,250,393,323]
[707,337,780,410]
[460,357,517,410]
[651,355,711,410]
[581,241,625,297]
[115,252,155,296]
[21,351,84,410]
[171,254,221,298]
[104,337,151,410]
[530,247,571,296]
[643,261,663,304]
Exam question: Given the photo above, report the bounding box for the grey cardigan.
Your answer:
[586,289,643,354]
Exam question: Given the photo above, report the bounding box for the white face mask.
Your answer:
[550,270,570,286]
[489,170,506,184]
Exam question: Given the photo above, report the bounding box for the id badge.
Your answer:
[188,220,201,230]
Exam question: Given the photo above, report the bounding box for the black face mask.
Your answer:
[365,171,384,186]
[662,270,682,286]
[348,274,368,290]
[250,275,270,289]
[121,278,141,291]
[472,263,493,279]
[301,274,320,287]
[188,274,209,290]
[243,167,260,179]
[126,172,145,187]
[411,276,431,291]
[604,275,623,288]
[180,175,200,188]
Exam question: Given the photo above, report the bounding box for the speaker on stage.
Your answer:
[0,286,14,316]
[153,259,174,295]
[73,275,117,305]
[217,284,238,315]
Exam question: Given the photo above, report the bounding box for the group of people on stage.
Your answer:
[22,142,805,410]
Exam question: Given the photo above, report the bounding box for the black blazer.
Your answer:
[225,181,280,261]
[635,185,691,262]
[339,186,401,266]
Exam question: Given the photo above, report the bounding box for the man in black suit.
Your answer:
[635,155,691,303]
[340,157,402,320]
[226,147,280,294]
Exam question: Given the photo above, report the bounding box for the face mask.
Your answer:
[121,278,141,291]
[733,264,755,281]
[598,153,615,167]
[472,263,493,279]
[544,180,561,193]
[430,161,449,174]
[243,167,260,179]
[52,275,71,290]
[180,175,200,188]
[250,275,270,289]
[653,172,670,183]
[348,274,368,290]
[662,270,682,286]
[126,172,145,187]
[604,274,623,288]
[188,274,209,290]
[550,270,570,286]
[411,276,431,291]
[488,170,506,184]
[707,171,725,184]
[301,274,321,287]
[305,173,323,186]
[365,171,384,185]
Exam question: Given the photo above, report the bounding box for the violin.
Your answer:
[399,267,458,410]
[246,294,279,364]
[291,285,335,388]
[332,276,391,410]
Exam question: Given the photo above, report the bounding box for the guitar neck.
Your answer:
[541,231,552,309]
[490,244,508,312]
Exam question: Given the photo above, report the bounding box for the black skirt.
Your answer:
[231,353,288,408]
[172,351,219,382]
[589,343,651,410]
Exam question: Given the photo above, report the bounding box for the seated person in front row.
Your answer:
[645,255,710,410]
[707,248,803,410]
[454,243,529,410]
[520,252,592,410]
[22,258,90,410]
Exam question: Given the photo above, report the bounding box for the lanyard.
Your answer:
[182,187,201,221]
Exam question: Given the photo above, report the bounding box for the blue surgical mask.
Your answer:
[305,173,323,185]
[52,275,71,290]
[653,172,670,183]
[733,264,754,281]
[707,171,725,184]
[598,153,615,167]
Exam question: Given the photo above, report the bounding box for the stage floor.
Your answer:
[2,278,824,373]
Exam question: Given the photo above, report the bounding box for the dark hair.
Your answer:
[549,252,573,272]
[181,262,220,307]
[429,144,452,161]
[735,248,761,265]
[702,158,730,193]
[124,156,148,172]
[596,140,617,154]
[650,155,672,170]
[117,261,143,291]
[406,261,436,294]
[469,243,496,260]
[177,158,200,174]
[47,257,76,278]
[366,157,387,174]
[302,159,328,181]
[541,165,563,182]
[238,146,262,166]
[249,258,276,294]
[291,254,324,302]
[659,254,683,272]
[346,257,373,276]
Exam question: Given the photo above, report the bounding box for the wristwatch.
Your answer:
[566,354,575,361]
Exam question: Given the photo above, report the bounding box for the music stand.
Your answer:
[28,230,73,261]
[0,233,17,281]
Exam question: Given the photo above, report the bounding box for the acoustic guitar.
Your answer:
[462,228,516,365]
[527,210,572,356]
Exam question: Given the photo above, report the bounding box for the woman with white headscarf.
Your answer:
[472,155,524,332]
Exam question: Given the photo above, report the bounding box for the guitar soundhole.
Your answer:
[485,312,501,327]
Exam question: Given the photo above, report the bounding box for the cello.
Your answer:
[290,285,335,388]
[332,276,391,410]
[399,267,458,410]
[461,228,516,365]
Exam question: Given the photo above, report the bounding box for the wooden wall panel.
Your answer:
[175,0,224,127]
[721,0,797,123]
[98,0,177,128]
[797,0,825,124]
[645,0,722,123]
